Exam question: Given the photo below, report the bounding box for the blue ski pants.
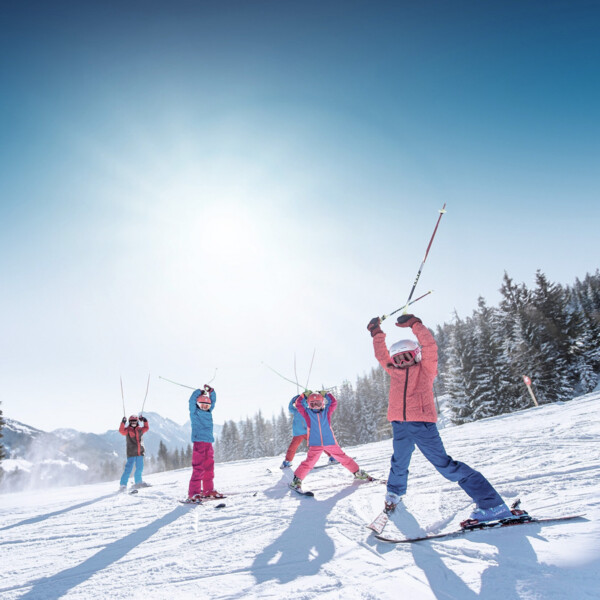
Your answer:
[387,421,504,509]
[120,456,144,486]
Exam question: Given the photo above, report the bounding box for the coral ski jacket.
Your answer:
[373,322,438,423]
[189,389,217,443]
[119,420,149,457]
[294,393,337,447]
[288,397,308,436]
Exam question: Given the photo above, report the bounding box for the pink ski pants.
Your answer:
[188,441,215,496]
[294,444,359,480]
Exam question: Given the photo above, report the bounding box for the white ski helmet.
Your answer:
[389,339,421,366]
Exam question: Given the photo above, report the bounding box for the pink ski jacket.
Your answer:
[372,322,438,423]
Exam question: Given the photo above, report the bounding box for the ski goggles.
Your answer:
[392,351,417,366]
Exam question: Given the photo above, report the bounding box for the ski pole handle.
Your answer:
[381,290,433,321]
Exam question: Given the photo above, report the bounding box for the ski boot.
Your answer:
[384,491,403,514]
[118,485,127,493]
[289,476,303,491]
[353,469,372,481]
[184,494,203,504]
[461,502,515,528]
[328,456,338,465]
[201,490,226,499]
[280,460,292,469]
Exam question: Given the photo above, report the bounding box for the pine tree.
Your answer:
[445,313,480,424]
[497,273,537,412]
[521,271,574,404]
[229,421,242,461]
[241,418,255,459]
[570,271,600,390]
[275,407,291,456]
[333,381,357,446]
[470,297,514,419]
[355,374,378,444]
[434,324,452,395]
[253,411,270,457]
[157,440,169,471]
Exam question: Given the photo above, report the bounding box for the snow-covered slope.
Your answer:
[1,393,599,599]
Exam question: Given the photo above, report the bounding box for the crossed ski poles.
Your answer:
[380,203,446,321]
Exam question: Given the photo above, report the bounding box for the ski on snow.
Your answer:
[367,511,390,534]
[179,499,227,508]
[179,495,227,508]
[374,513,585,544]
[289,485,314,497]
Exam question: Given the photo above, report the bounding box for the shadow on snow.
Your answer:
[13,505,190,600]
[0,493,116,533]
[252,473,357,585]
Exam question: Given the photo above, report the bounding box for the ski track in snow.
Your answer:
[1,393,600,599]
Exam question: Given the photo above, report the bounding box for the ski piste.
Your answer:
[374,513,585,544]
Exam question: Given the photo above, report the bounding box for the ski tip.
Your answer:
[215,503,226,509]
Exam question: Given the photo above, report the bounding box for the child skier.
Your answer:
[289,391,370,493]
[118,414,149,491]
[186,384,224,502]
[367,314,513,522]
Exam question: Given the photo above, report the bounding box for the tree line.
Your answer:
[437,270,600,423]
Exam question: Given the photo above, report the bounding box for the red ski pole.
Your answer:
[381,204,446,321]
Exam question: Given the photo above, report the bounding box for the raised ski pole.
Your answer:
[140,373,150,414]
[120,376,126,418]
[207,368,218,385]
[158,375,197,390]
[305,348,316,391]
[294,353,299,394]
[381,203,446,321]
[262,362,304,389]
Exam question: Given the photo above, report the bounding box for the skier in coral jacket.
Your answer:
[289,391,371,493]
[118,414,149,491]
[186,385,224,502]
[368,314,512,523]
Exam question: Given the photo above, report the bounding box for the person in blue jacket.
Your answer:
[280,396,308,469]
[187,384,224,501]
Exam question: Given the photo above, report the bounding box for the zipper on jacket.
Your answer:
[317,412,324,445]
[403,369,409,421]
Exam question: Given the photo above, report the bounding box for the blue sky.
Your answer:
[1,1,599,433]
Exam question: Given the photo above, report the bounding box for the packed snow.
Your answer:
[1,393,599,600]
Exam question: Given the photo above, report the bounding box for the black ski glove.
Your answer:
[396,314,422,328]
[139,416,147,423]
[367,317,383,337]
[122,417,127,424]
